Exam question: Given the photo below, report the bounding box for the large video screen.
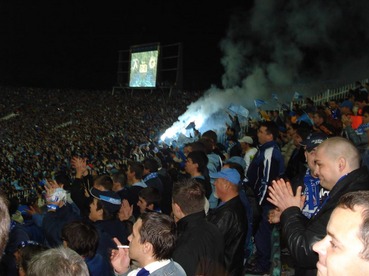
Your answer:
[129,44,159,88]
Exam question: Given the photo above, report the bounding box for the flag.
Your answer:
[254,99,266,108]
[185,122,196,130]
[281,103,290,111]
[228,104,249,118]
[293,92,303,100]
[272,93,278,101]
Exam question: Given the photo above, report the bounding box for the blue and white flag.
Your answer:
[272,93,278,101]
[293,92,303,100]
[228,104,249,118]
[254,99,266,108]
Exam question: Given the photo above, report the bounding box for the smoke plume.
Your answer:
[161,0,369,144]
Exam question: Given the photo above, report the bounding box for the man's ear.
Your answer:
[338,156,346,172]
[173,202,181,214]
[143,241,153,254]
[147,203,154,211]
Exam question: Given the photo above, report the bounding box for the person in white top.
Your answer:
[238,136,257,176]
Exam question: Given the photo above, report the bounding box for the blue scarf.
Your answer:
[144,172,158,182]
[356,122,369,135]
[302,169,320,218]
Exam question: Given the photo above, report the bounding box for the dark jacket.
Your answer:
[247,141,285,206]
[280,166,369,276]
[93,218,129,256]
[85,253,112,276]
[42,204,81,248]
[207,195,246,276]
[70,175,94,219]
[119,184,145,219]
[173,211,226,276]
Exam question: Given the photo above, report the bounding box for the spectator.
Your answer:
[0,192,10,260]
[172,178,226,276]
[27,246,89,276]
[110,212,186,275]
[313,109,337,137]
[245,121,285,275]
[207,168,246,276]
[15,241,48,276]
[137,187,162,214]
[62,221,111,276]
[122,161,147,219]
[111,170,128,200]
[184,150,211,199]
[267,137,369,275]
[238,135,257,175]
[42,186,80,248]
[142,158,163,195]
[88,187,128,263]
[313,191,369,275]
[342,105,369,168]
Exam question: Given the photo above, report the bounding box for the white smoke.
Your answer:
[161,0,369,144]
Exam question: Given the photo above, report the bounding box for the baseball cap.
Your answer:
[238,136,253,145]
[339,100,353,110]
[210,168,241,185]
[300,132,328,152]
[90,188,121,214]
[225,156,246,171]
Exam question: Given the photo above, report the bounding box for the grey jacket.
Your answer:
[116,260,186,276]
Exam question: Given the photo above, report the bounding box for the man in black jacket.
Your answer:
[207,168,247,276]
[172,178,226,276]
[268,136,369,276]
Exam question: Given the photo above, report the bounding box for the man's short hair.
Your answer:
[128,161,144,179]
[338,191,369,260]
[0,192,10,259]
[314,110,327,121]
[172,178,205,215]
[197,138,214,154]
[188,141,207,153]
[111,170,127,187]
[94,174,114,190]
[259,121,279,141]
[201,130,218,144]
[139,187,161,208]
[143,158,159,173]
[55,172,72,190]
[62,221,99,259]
[139,212,176,261]
[319,137,360,169]
[18,242,48,275]
[187,151,208,173]
[27,246,89,276]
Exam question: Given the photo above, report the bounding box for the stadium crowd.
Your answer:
[1,81,369,276]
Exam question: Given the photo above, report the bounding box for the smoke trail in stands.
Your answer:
[161,0,369,144]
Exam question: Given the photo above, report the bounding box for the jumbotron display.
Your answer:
[129,43,159,88]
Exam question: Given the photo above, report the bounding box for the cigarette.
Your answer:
[117,245,129,249]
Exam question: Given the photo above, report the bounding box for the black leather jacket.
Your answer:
[281,166,369,276]
[173,211,226,276]
[207,195,247,276]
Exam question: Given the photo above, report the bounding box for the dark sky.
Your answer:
[1,1,368,93]
[0,1,247,90]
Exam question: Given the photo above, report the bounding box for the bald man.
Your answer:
[268,137,369,276]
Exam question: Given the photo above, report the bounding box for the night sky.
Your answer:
[1,1,368,93]
[0,1,246,90]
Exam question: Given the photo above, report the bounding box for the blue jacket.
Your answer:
[42,204,81,248]
[85,253,112,276]
[246,141,285,205]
